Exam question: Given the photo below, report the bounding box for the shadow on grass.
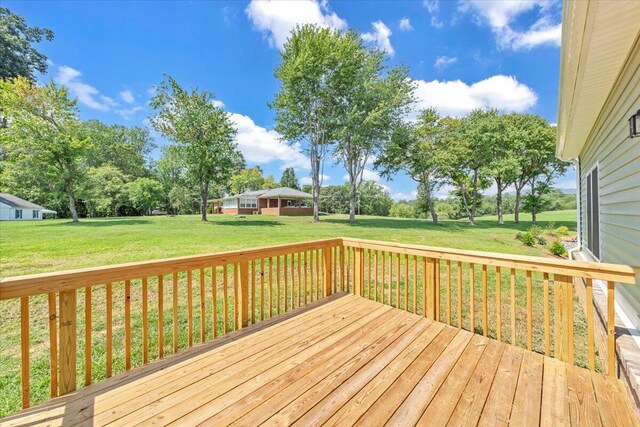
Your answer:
[321,217,576,233]
[211,219,284,227]
[42,219,152,227]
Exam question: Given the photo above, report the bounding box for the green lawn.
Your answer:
[0,210,578,417]
[0,210,576,278]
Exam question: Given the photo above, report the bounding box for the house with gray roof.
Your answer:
[0,193,50,221]
[210,187,312,216]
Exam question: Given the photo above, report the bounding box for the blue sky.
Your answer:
[7,0,575,199]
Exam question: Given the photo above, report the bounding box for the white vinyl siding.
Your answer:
[579,35,640,328]
[585,166,600,260]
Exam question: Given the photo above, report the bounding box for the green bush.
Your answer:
[550,240,568,256]
[529,225,543,237]
[555,225,569,236]
[546,221,556,236]
[515,232,522,241]
[536,236,547,245]
[520,232,535,246]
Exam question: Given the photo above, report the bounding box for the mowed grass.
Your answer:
[0,210,579,417]
[0,210,576,277]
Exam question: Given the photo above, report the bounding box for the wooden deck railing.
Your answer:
[0,237,637,413]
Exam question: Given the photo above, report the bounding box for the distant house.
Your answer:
[0,193,48,220]
[211,187,313,216]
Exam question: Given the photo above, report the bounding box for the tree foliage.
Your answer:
[0,7,54,81]
[279,167,300,189]
[150,75,242,221]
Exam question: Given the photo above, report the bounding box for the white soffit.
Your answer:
[557,1,640,160]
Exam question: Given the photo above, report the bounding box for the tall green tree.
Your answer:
[332,32,415,223]
[279,167,300,189]
[83,165,128,217]
[0,77,86,221]
[127,177,163,215]
[0,7,54,81]
[376,109,447,223]
[229,166,265,194]
[272,24,346,222]
[150,76,241,221]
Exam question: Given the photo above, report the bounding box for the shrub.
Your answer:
[555,225,569,236]
[529,225,543,237]
[550,240,568,257]
[546,221,556,236]
[515,232,522,241]
[536,236,547,245]
[520,232,535,246]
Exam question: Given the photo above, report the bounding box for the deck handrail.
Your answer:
[1,237,637,415]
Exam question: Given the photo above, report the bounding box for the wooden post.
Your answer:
[354,247,364,297]
[553,274,571,362]
[607,281,616,377]
[20,296,30,408]
[58,289,77,395]
[424,258,436,320]
[237,260,249,329]
[323,247,333,297]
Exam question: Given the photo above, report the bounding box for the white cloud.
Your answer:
[424,0,443,28]
[116,106,144,120]
[362,21,394,55]
[414,75,538,117]
[301,174,330,185]
[245,0,347,49]
[211,100,225,108]
[119,90,135,104]
[54,66,118,111]
[459,0,561,50]
[229,112,310,170]
[391,190,417,201]
[342,168,380,183]
[399,18,413,31]
[431,17,444,28]
[434,55,457,70]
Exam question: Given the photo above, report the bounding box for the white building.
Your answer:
[0,193,46,220]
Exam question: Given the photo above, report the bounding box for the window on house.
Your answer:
[223,199,237,208]
[33,210,39,219]
[239,198,257,208]
[15,209,23,219]
[585,166,600,260]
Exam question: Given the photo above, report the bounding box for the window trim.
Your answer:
[15,209,23,219]
[584,163,601,261]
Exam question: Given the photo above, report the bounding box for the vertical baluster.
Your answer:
[269,257,274,317]
[59,290,76,395]
[157,276,163,359]
[250,261,255,323]
[396,254,400,308]
[543,272,550,356]
[388,252,392,305]
[347,248,352,292]
[48,293,58,397]
[85,287,92,385]
[106,282,113,374]
[568,276,575,364]
[142,277,148,364]
[527,270,532,351]
[277,256,281,312]
[212,266,218,338]
[297,253,302,306]
[586,278,595,371]
[458,262,463,328]
[435,259,441,322]
[368,250,373,300]
[469,264,474,333]
[172,272,178,354]
[413,255,418,314]
[285,255,290,310]
[404,254,409,311]
[316,250,321,300]
[223,264,229,333]
[495,268,501,340]
[20,296,29,408]
[511,269,517,346]
[303,253,308,306]
[188,270,193,346]
[310,251,315,302]
[125,279,131,370]
[234,264,239,330]
[422,257,428,317]
[482,265,488,337]
[374,251,379,302]
[607,281,615,377]
[200,268,206,343]
[237,260,249,329]
[446,260,451,325]
[259,259,264,319]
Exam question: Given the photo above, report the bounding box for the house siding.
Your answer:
[579,34,640,328]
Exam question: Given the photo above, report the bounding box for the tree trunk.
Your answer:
[530,178,537,224]
[200,182,208,222]
[428,200,438,224]
[469,171,478,226]
[348,176,357,223]
[514,186,522,223]
[496,177,503,225]
[311,144,320,223]
[65,180,79,222]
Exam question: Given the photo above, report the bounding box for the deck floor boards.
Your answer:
[1,293,638,427]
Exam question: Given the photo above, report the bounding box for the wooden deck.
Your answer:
[2,293,638,427]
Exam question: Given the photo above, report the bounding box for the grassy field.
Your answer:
[0,210,579,416]
[0,210,576,277]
